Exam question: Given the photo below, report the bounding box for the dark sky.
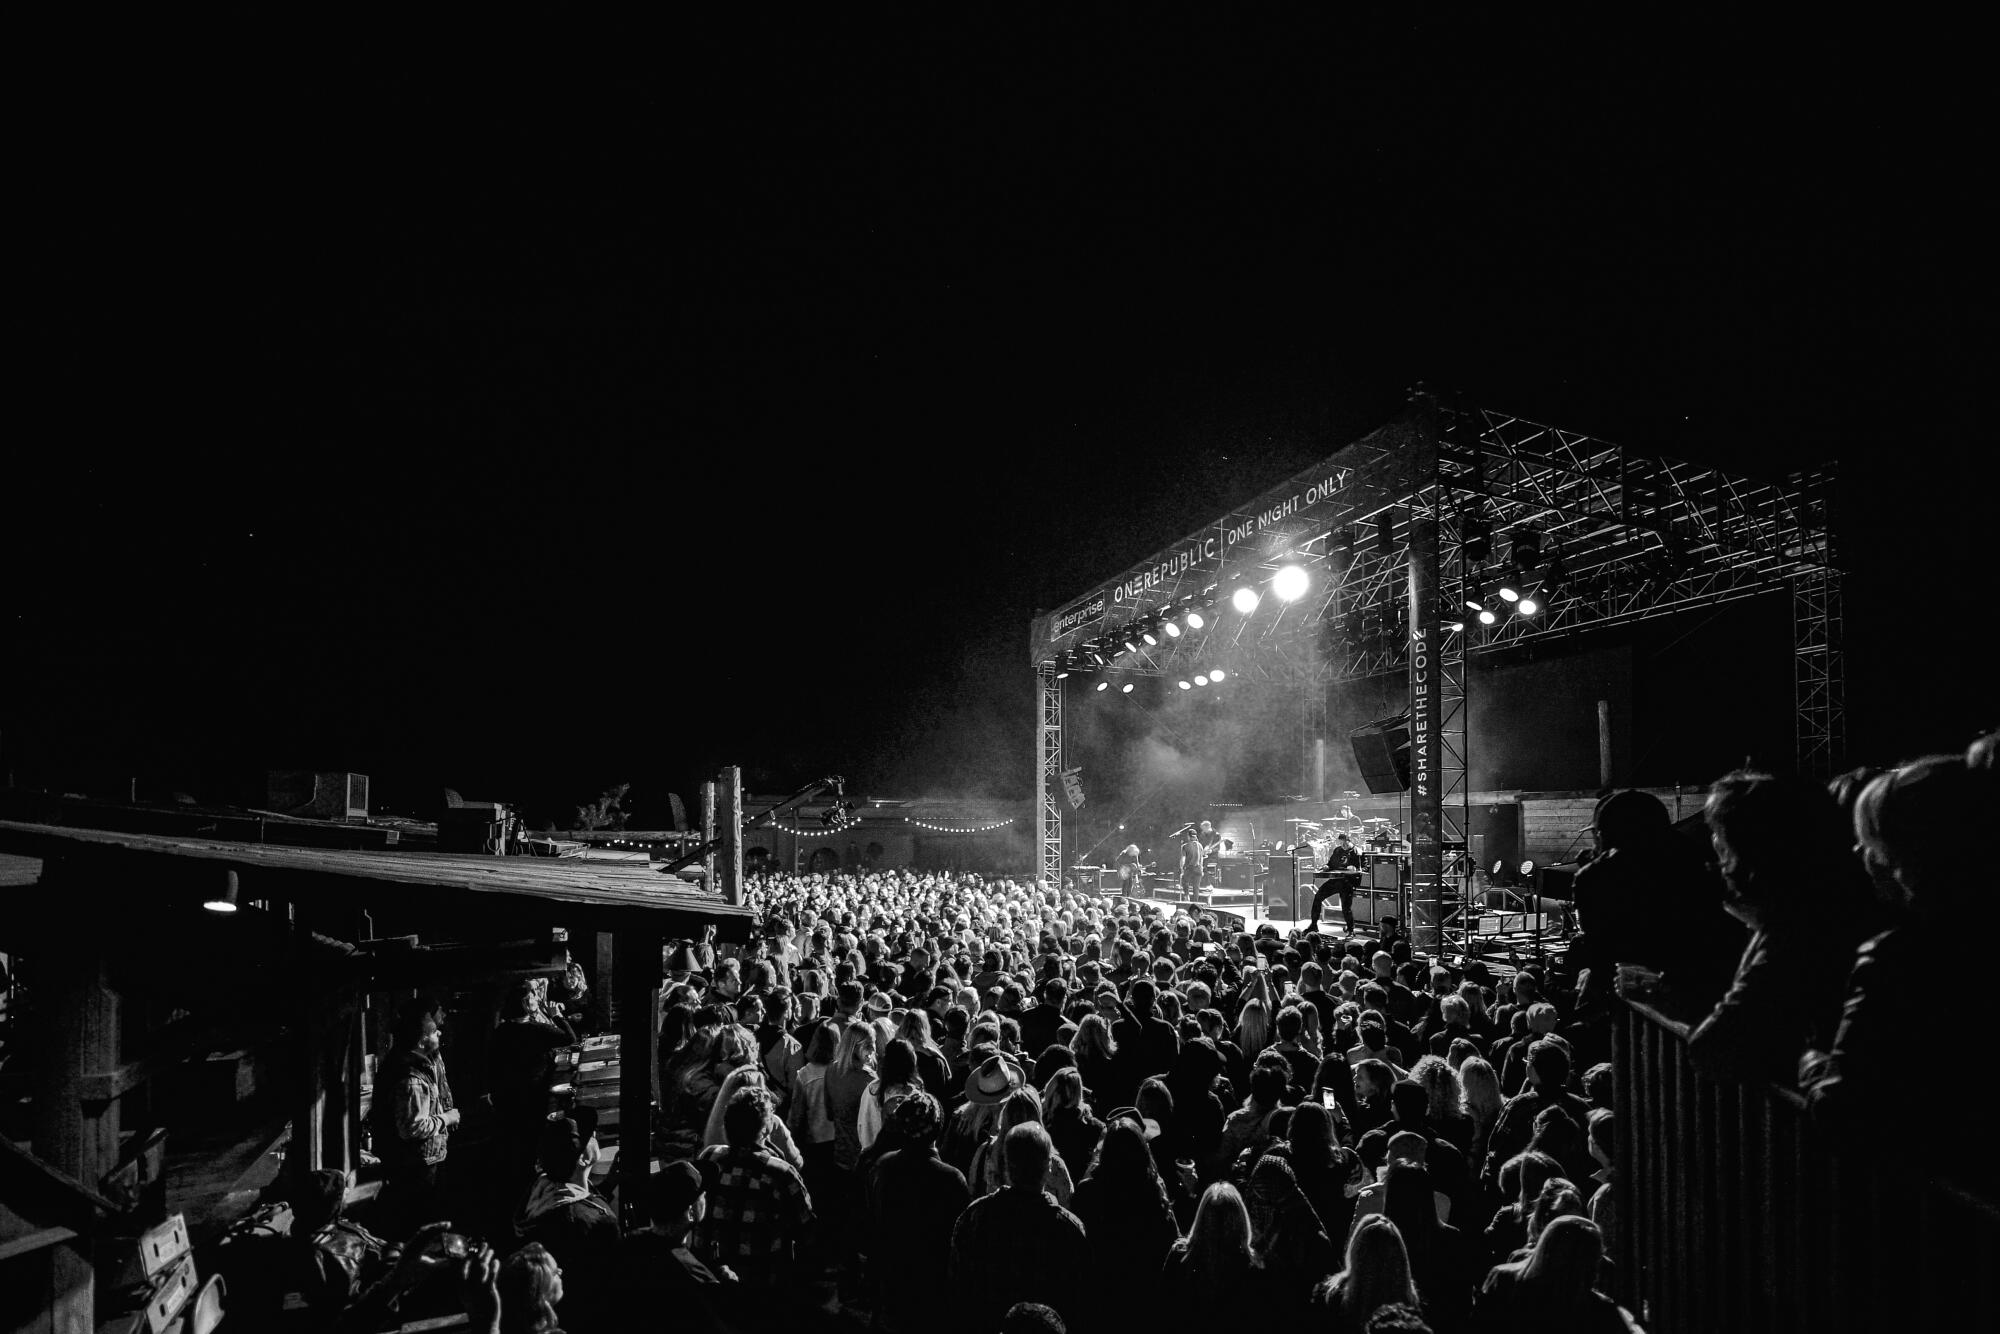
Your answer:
[8,17,1987,822]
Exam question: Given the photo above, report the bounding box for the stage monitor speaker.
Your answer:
[1349,717,1411,794]
[1217,856,1260,890]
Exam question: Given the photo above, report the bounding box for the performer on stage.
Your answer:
[1307,832,1363,932]
[1115,843,1144,896]
[1178,824,1205,902]
[1196,821,1224,888]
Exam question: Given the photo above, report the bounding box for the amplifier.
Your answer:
[1216,855,1264,890]
[1369,857,1403,890]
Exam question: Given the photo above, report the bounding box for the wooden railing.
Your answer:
[1613,1001,2000,1332]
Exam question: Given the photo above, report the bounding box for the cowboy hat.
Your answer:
[964,1055,1026,1105]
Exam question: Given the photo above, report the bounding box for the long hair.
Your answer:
[1507,1214,1606,1305]
[1235,997,1272,1057]
[1183,1182,1253,1276]
[1041,1066,1086,1116]
[833,1021,877,1078]
[1071,1012,1117,1061]
[1322,1214,1420,1323]
[1526,1177,1587,1248]
[1459,1057,1504,1132]
[896,1007,942,1056]
[1382,1161,1440,1273]
[802,1018,840,1067]
[1085,1120,1170,1213]
[1136,1076,1175,1131]
[868,1038,919,1108]
[497,1242,562,1334]
[1408,1055,1462,1125]
[1288,1099,1337,1172]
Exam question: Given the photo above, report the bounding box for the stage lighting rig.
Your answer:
[1376,510,1399,557]
[1330,528,1354,575]
[1462,513,1493,563]
[1510,528,1543,573]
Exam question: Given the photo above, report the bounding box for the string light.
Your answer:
[767,815,861,836]
[903,817,1017,833]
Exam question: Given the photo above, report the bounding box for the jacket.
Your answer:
[384,1050,453,1167]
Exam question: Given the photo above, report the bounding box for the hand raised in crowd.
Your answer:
[459,1242,501,1334]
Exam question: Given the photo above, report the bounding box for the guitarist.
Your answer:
[1115,843,1146,897]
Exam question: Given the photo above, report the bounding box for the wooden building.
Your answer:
[0,814,753,1332]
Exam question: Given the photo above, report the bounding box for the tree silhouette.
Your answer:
[571,782,631,831]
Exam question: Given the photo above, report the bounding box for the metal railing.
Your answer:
[1613,1001,2000,1332]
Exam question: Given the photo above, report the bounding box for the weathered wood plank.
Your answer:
[0,821,755,940]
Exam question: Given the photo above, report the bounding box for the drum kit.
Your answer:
[1283,813,1402,857]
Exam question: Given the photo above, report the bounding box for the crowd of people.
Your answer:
[267,730,1991,1332]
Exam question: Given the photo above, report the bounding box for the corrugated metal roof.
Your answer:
[0,821,753,937]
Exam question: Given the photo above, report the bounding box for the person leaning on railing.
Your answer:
[1572,789,1742,1019]
[1673,770,1894,1086]
[1803,754,1994,1176]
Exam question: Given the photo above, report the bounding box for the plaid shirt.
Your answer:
[693,1144,813,1271]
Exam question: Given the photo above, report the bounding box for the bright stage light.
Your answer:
[1164,621,1182,638]
[1477,608,1497,625]
[1177,680,1192,690]
[1442,614,1465,633]
[1120,682,1134,694]
[1517,595,1540,615]
[1186,611,1205,629]
[1231,587,1260,614]
[1193,674,1209,686]
[1209,668,1226,681]
[1095,680,1111,692]
[1272,565,1309,602]
[1141,629,1159,646]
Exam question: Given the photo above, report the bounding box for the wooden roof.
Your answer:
[0,820,754,939]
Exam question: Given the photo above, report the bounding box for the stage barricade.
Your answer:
[1613,1001,2000,1333]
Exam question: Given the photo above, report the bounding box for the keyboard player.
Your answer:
[1306,833,1364,932]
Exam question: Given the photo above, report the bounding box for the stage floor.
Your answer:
[1116,895,1568,973]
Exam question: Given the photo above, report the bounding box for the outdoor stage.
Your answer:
[1111,892,1565,969]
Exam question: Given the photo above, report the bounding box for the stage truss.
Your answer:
[1031,392,1842,952]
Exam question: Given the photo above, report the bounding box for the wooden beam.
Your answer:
[0,1224,79,1263]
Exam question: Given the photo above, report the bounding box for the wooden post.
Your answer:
[30,859,117,1334]
[293,903,328,1192]
[611,927,662,1229]
[717,766,743,910]
[32,864,122,1189]
[700,782,718,893]
[1598,699,1614,789]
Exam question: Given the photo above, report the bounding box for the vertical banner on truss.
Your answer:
[1038,665,1065,888]
[1407,515,1444,952]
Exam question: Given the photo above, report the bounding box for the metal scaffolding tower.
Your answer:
[1029,392,1842,913]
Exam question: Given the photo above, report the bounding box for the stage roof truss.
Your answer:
[1040,400,1836,688]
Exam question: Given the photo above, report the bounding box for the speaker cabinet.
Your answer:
[1349,718,1411,794]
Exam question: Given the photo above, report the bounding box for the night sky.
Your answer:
[8,18,1986,827]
